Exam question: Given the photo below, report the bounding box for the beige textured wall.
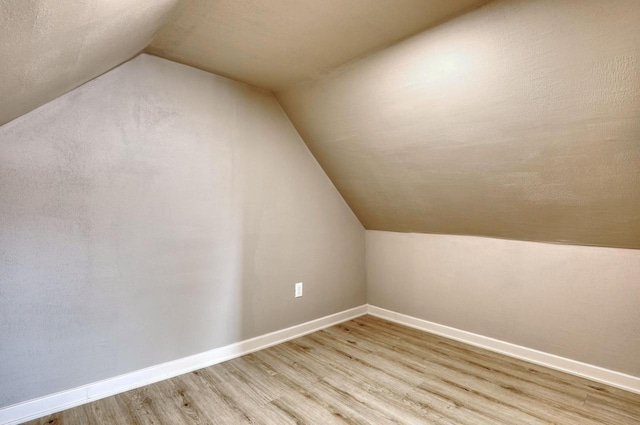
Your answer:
[0,54,365,408]
[279,0,640,249]
[367,231,640,376]
[0,0,179,126]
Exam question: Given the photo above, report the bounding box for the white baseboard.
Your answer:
[0,305,368,425]
[4,303,638,425]
[367,305,640,395]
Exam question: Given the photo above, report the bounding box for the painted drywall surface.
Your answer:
[366,231,640,376]
[0,0,179,126]
[278,0,640,249]
[0,54,365,408]
[146,0,489,90]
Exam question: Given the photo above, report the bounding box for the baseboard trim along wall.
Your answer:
[368,305,640,395]
[0,305,368,425]
[3,303,639,424]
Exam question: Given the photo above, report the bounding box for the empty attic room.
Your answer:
[1,0,639,424]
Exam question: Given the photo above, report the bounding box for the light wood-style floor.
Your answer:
[25,315,640,424]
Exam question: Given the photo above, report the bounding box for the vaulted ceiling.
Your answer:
[1,0,639,249]
[278,0,640,249]
[0,0,487,126]
[146,0,490,90]
[0,0,179,126]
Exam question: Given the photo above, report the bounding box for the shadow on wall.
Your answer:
[0,54,366,409]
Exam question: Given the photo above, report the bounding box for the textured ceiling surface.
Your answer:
[2,0,639,249]
[0,0,179,126]
[279,0,640,249]
[146,0,490,90]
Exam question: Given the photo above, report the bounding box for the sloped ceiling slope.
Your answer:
[146,0,490,90]
[0,0,179,126]
[279,0,640,249]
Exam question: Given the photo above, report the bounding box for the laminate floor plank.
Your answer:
[193,367,287,425]
[113,386,164,425]
[344,318,629,425]
[320,371,482,425]
[326,322,596,424]
[82,395,126,425]
[20,315,640,424]
[343,318,595,404]
[250,347,326,386]
[183,370,262,425]
[582,393,640,425]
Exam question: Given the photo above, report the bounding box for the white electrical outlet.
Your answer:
[295,282,303,298]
